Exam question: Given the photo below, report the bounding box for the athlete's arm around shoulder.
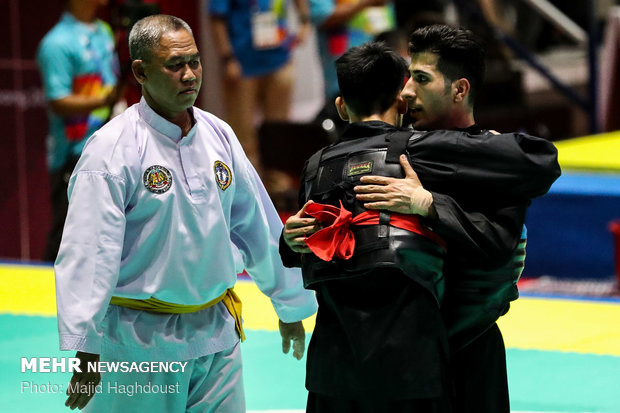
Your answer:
[409,129,561,202]
[501,130,561,195]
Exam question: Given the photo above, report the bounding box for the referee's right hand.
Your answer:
[65,351,100,410]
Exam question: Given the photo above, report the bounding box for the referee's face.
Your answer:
[401,52,455,130]
[134,29,202,120]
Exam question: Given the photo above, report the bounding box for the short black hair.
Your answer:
[335,42,408,117]
[408,24,486,104]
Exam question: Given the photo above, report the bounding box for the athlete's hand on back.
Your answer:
[283,201,322,253]
[354,154,434,217]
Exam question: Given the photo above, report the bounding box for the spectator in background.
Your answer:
[310,0,395,137]
[37,0,119,262]
[208,0,311,175]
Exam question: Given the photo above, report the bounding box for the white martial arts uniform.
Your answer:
[54,98,318,412]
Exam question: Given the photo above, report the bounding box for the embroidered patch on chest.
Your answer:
[347,160,373,176]
[214,160,232,190]
[143,165,173,194]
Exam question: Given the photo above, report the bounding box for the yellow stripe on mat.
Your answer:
[0,265,317,330]
[0,264,56,316]
[499,296,620,356]
[2,264,618,355]
[554,130,620,172]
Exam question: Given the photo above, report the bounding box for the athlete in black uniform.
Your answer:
[280,41,560,413]
[354,25,551,412]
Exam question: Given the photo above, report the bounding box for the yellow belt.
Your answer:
[110,289,245,341]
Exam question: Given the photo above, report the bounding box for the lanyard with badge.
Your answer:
[250,0,283,49]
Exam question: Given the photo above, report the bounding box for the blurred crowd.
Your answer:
[35,0,617,260]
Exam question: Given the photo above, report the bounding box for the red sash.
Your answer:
[304,201,445,262]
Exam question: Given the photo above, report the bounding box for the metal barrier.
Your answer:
[453,0,600,133]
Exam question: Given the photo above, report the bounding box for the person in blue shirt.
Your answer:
[37,0,119,262]
[208,0,311,170]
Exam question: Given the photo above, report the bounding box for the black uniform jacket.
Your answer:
[279,121,560,400]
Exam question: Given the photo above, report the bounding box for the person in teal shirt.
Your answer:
[37,0,119,262]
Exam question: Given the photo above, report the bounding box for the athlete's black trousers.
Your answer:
[451,323,510,413]
[306,392,452,413]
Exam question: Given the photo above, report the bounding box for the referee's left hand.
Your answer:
[279,320,306,360]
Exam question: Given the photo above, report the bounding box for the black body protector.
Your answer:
[301,130,446,306]
[301,128,527,352]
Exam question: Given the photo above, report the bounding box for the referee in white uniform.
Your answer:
[54,14,317,412]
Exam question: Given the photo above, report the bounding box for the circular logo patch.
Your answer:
[214,160,232,191]
[143,165,173,194]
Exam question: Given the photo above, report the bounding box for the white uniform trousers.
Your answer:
[83,342,245,412]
